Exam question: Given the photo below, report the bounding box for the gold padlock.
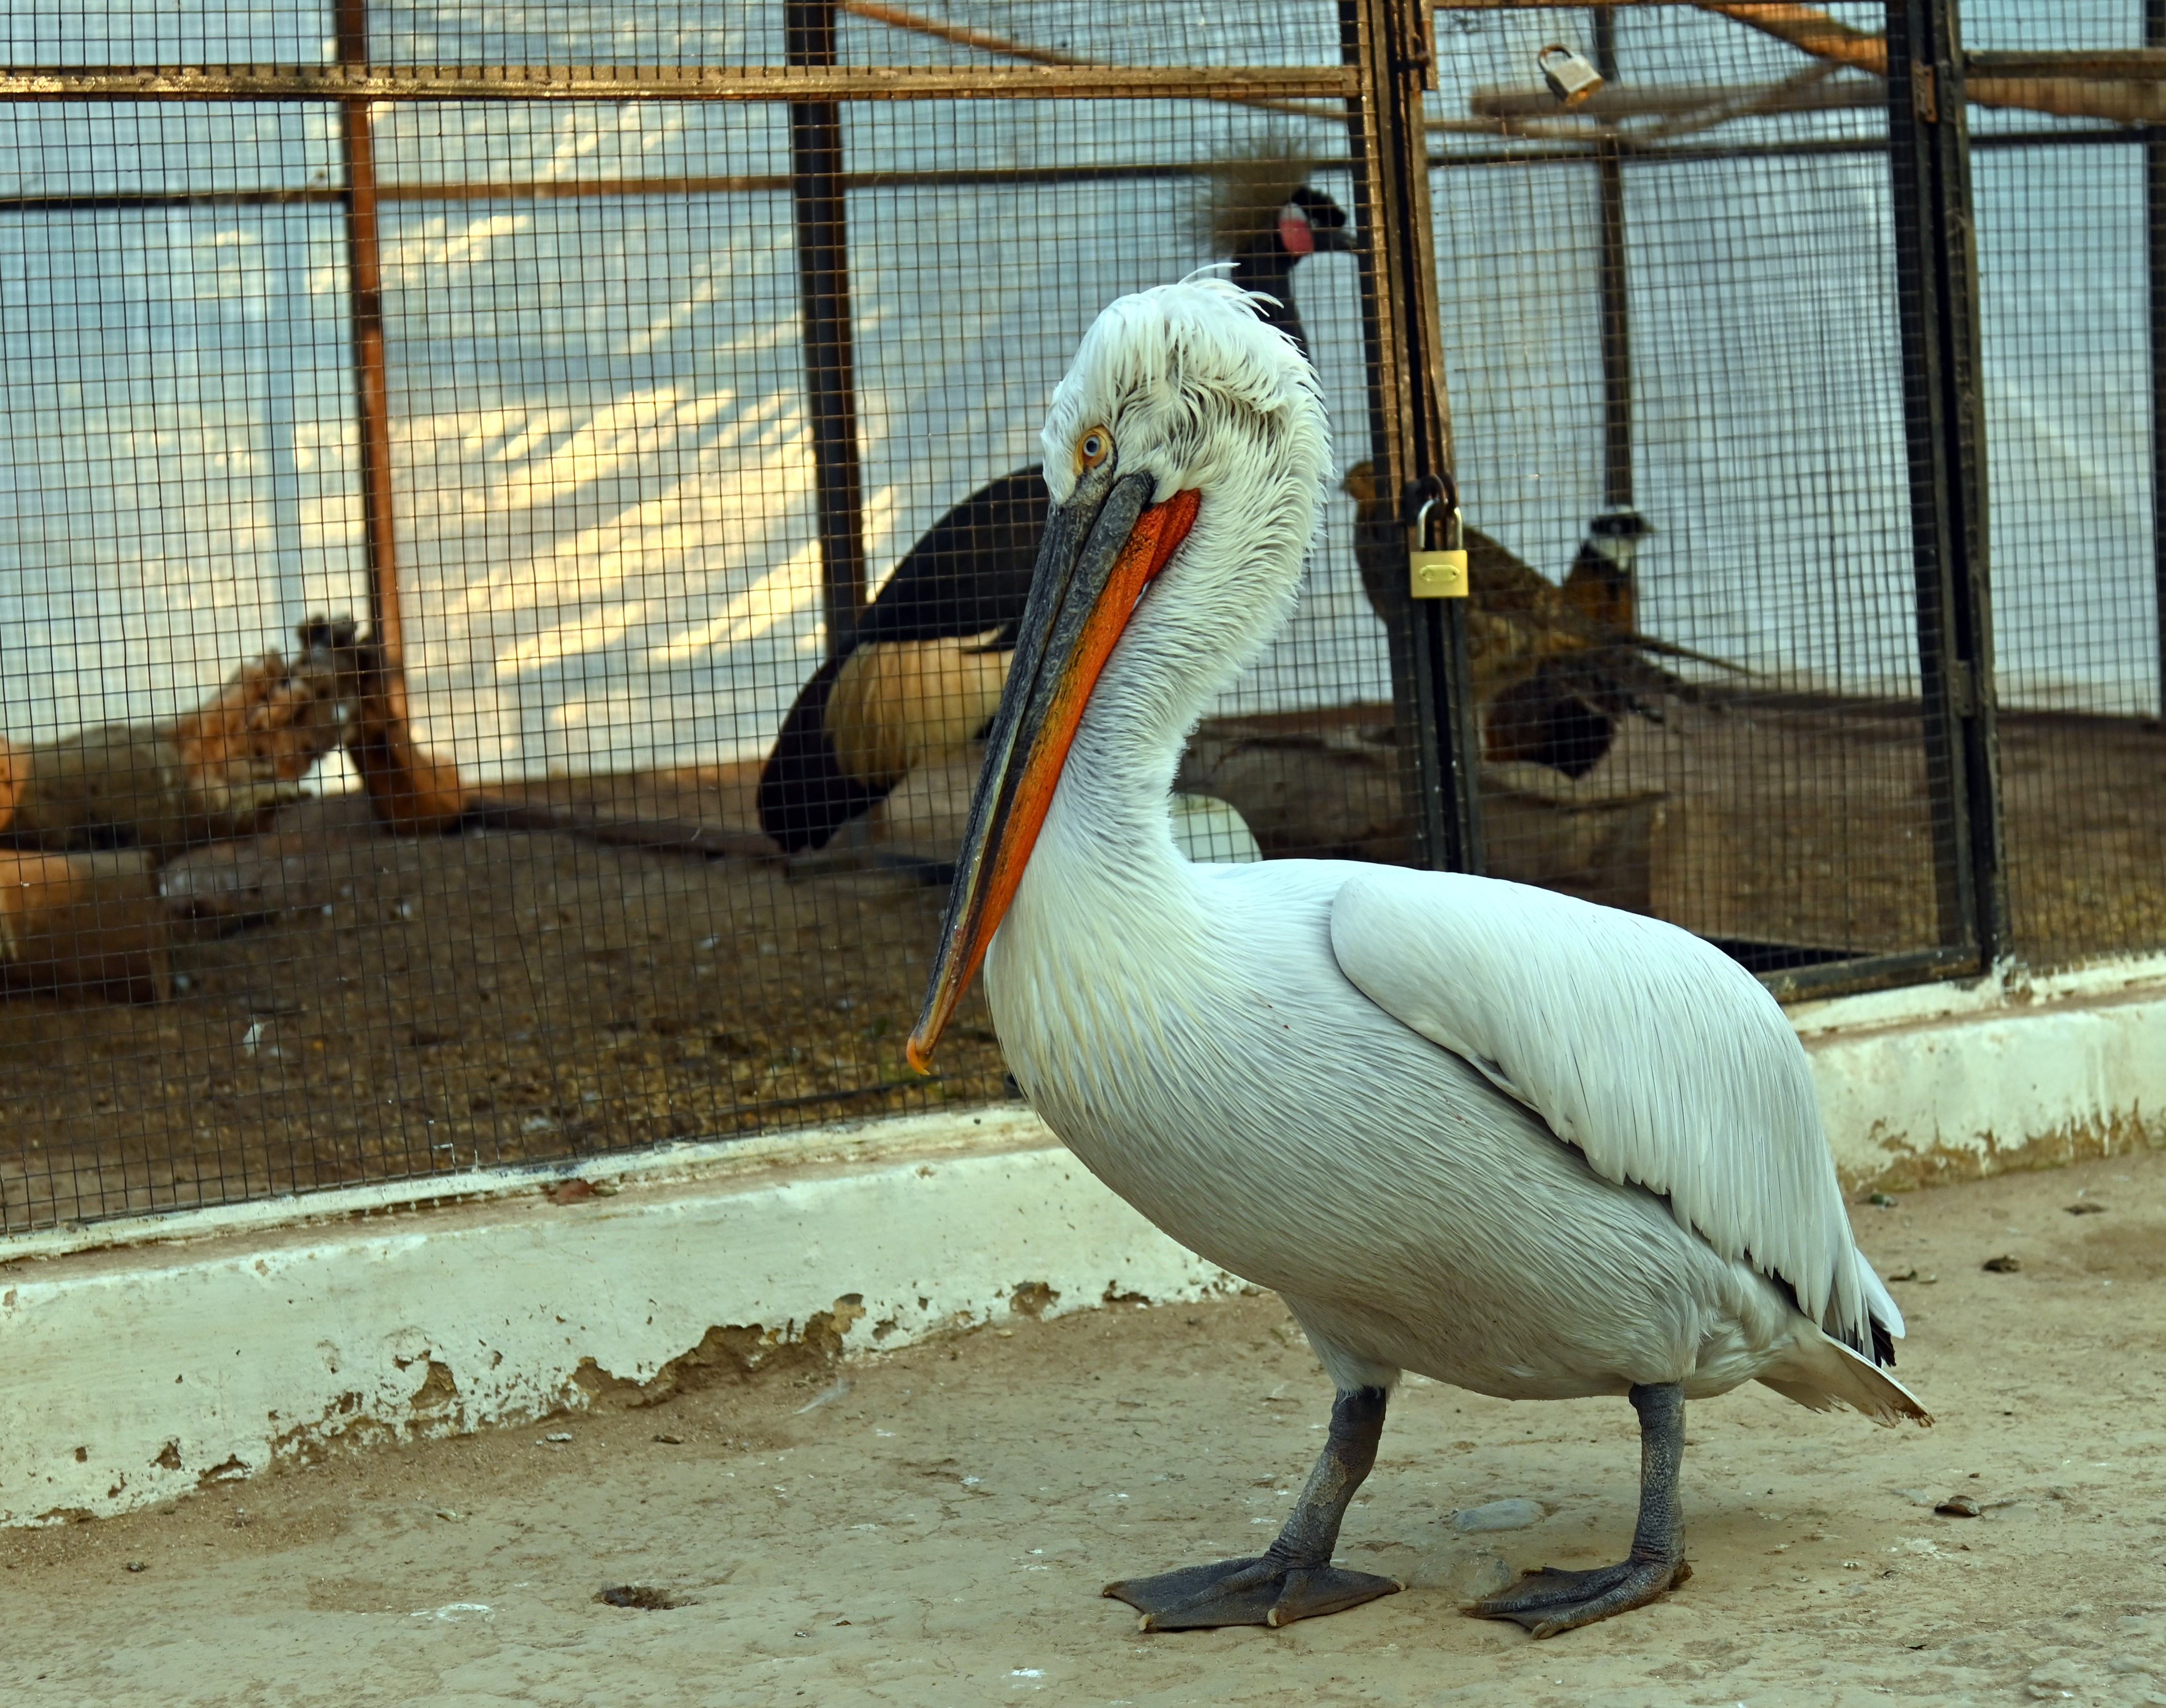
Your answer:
[1538,44,1605,108]
[1408,496,1469,599]
[1411,549,1469,599]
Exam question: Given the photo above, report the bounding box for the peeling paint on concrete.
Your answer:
[3,958,2163,1527]
[0,1115,1238,1526]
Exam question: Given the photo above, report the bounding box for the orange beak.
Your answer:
[906,471,1200,1072]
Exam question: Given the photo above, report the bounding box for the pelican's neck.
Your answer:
[1017,487,1305,919]
[1031,667,1193,902]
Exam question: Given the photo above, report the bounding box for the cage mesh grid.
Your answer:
[1962,1,2166,969]
[1426,6,1957,975]
[0,1,2159,1235]
[0,3,1394,1231]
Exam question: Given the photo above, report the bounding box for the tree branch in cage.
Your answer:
[1697,3,2166,124]
[337,634,473,839]
[0,751,170,1002]
[0,850,172,1004]
[1466,65,1868,127]
[832,0,1353,123]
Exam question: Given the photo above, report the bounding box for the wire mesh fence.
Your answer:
[0,0,2159,1234]
[1428,5,1947,978]
[1962,3,2166,968]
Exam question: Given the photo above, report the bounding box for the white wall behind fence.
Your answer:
[0,0,2152,781]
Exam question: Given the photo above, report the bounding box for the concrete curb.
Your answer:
[3,955,2163,1527]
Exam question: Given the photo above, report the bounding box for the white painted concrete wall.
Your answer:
[0,1111,1236,1526]
[1798,953,2166,1183]
[3,956,2163,1528]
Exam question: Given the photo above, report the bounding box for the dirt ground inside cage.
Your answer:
[3,1150,2163,1707]
[0,697,2158,1232]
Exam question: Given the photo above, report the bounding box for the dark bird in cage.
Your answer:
[1341,463,1737,780]
[1565,510,1658,635]
[756,155,1355,856]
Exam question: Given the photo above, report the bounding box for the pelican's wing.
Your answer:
[1328,866,1897,1356]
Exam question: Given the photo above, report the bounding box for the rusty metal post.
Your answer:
[1592,6,1633,510]
[335,0,403,670]
[788,0,869,659]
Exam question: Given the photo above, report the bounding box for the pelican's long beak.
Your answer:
[907,465,1200,1071]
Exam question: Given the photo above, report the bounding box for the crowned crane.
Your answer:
[1342,463,1733,779]
[757,167,1353,854]
[906,277,1926,1640]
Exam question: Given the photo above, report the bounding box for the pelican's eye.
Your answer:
[1076,426,1112,473]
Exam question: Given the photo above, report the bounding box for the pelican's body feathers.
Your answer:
[992,847,1914,1420]
[1329,865,1903,1360]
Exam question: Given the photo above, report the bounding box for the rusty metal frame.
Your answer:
[1888,0,2006,969]
[2,126,2149,219]
[2153,0,2166,735]
[1966,49,2166,81]
[0,63,1359,102]
[1592,8,1634,513]
[0,0,2073,1009]
[334,0,403,671]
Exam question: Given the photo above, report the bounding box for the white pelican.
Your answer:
[906,275,1928,1640]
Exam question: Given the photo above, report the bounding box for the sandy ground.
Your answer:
[3,1151,2163,1706]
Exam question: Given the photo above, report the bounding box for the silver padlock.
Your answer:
[1409,497,1469,600]
[1538,44,1605,108]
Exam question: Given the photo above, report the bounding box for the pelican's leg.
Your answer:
[1103,1384,1403,1632]
[1470,1380,1691,1638]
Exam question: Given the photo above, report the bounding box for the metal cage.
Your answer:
[0,0,2158,1233]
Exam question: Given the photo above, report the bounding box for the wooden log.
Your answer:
[1174,713,1666,911]
[0,849,171,1003]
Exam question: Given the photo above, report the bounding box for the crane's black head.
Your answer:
[1206,160,1355,357]
[1277,185,1354,258]
[1588,510,1655,541]
[1201,150,1357,269]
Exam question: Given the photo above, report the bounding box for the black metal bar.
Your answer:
[1592,7,1633,510]
[2152,0,2166,731]
[1355,0,1480,875]
[1968,125,2166,148]
[788,0,868,659]
[1340,0,1431,870]
[1403,0,1483,878]
[1758,944,1979,1004]
[1886,0,2005,968]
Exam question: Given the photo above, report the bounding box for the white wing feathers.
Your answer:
[1329,867,1897,1357]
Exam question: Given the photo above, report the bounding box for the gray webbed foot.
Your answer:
[1111,1384,1398,1636]
[1465,1381,1691,1639]
[1106,1557,1401,1631]
[1470,1556,1688,1637]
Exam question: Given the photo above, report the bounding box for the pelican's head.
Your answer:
[908,275,1332,1069]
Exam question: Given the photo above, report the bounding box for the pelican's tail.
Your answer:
[1758,1333,1934,1428]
